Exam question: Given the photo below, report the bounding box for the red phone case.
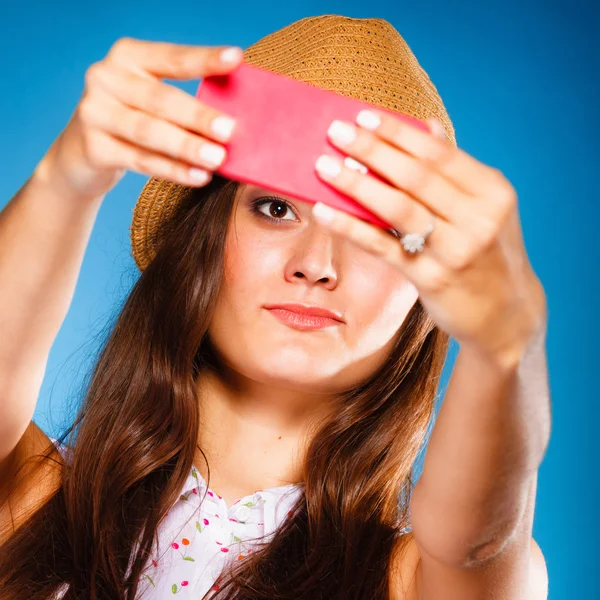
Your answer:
[196,61,430,230]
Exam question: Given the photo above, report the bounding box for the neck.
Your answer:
[193,364,335,496]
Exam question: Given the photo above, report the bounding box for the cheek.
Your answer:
[348,260,418,336]
[221,227,282,302]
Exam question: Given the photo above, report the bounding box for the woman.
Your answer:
[0,14,550,600]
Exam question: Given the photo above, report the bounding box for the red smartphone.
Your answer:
[195,61,431,230]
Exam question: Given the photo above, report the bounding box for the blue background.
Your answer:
[1,1,597,598]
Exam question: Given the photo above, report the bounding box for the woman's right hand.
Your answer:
[35,37,243,200]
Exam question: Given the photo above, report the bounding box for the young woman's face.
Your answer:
[207,184,419,393]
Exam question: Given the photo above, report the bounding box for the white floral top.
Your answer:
[50,438,411,599]
[50,438,304,599]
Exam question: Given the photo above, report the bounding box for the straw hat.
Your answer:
[130,14,457,272]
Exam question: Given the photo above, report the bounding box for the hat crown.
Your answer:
[242,15,455,144]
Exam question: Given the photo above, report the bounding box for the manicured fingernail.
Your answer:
[211,115,236,141]
[315,155,341,178]
[328,120,356,145]
[220,47,244,64]
[189,168,210,183]
[199,143,226,168]
[344,156,368,174]
[428,117,445,139]
[313,202,336,224]
[356,109,381,130]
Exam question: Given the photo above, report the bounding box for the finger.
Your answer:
[425,117,446,140]
[354,108,499,197]
[314,155,476,271]
[326,120,465,224]
[81,88,228,172]
[86,62,237,144]
[106,37,244,80]
[88,127,214,188]
[311,201,447,292]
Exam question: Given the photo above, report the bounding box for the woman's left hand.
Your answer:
[313,109,547,369]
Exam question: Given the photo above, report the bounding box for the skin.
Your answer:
[191,109,549,597]
[194,182,419,507]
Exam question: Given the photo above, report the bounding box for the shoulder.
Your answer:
[0,421,64,545]
[388,532,420,600]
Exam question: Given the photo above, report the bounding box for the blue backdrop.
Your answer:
[1,1,597,598]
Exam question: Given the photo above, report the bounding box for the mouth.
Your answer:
[263,303,345,331]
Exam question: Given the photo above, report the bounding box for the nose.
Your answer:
[284,221,339,289]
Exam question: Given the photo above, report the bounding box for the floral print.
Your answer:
[50,438,411,599]
[136,467,306,598]
[50,439,304,599]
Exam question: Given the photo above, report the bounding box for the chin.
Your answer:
[226,343,347,392]
[252,345,340,380]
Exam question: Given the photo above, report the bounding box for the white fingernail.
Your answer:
[189,168,210,183]
[315,155,341,178]
[199,144,226,168]
[344,156,368,174]
[211,116,236,141]
[313,202,335,223]
[220,47,243,64]
[432,118,446,139]
[356,109,381,130]
[328,120,356,145]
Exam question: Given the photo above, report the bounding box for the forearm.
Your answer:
[0,156,104,460]
[410,323,551,565]
[0,157,103,370]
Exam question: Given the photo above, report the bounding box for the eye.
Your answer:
[250,197,299,224]
[251,196,401,237]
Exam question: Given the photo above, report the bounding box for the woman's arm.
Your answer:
[0,162,104,466]
[310,107,552,599]
[396,325,550,599]
[410,326,551,567]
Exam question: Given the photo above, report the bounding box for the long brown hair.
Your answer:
[0,174,449,599]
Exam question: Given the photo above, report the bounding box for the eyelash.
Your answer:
[249,196,402,238]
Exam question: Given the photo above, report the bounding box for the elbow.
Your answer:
[409,493,521,568]
[412,523,521,569]
[461,528,519,567]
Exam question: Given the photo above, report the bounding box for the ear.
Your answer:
[426,117,446,141]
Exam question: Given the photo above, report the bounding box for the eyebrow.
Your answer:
[247,186,296,202]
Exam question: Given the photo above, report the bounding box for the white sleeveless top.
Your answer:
[50,438,411,599]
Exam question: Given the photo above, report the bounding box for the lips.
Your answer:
[263,303,345,323]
